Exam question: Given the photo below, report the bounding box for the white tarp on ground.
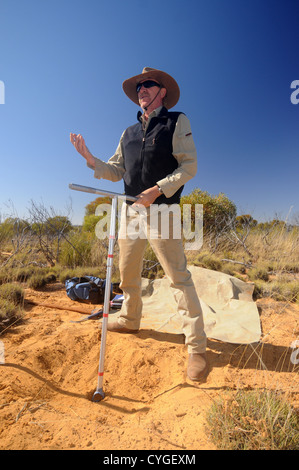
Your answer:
[115,266,261,344]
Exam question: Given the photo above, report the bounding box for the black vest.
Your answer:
[122,107,184,204]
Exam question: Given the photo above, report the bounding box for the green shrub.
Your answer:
[247,267,269,282]
[220,263,237,276]
[58,230,109,268]
[0,265,45,284]
[0,298,18,320]
[58,266,105,283]
[0,283,24,305]
[270,280,299,303]
[180,188,237,233]
[0,268,10,285]
[13,266,37,282]
[82,214,101,233]
[27,274,48,289]
[253,279,299,303]
[192,252,223,272]
[58,231,93,267]
[0,283,24,329]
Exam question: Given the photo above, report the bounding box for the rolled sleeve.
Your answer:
[156,113,197,198]
[93,133,126,182]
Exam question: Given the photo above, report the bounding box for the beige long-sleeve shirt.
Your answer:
[89,107,197,199]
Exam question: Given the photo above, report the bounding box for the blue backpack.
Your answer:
[65,276,112,304]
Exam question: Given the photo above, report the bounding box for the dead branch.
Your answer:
[25,299,96,315]
[221,258,253,268]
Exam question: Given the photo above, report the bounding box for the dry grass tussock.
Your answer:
[206,389,299,450]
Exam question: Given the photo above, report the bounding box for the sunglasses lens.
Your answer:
[136,80,160,93]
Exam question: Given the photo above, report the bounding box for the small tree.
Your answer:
[44,216,72,237]
[82,196,112,233]
[28,201,73,265]
[180,188,237,233]
[84,196,112,216]
[236,214,258,230]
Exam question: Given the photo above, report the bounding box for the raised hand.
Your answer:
[70,133,95,168]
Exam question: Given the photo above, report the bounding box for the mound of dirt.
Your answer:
[0,282,298,450]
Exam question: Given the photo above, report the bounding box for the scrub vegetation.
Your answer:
[1,192,298,316]
[0,192,298,449]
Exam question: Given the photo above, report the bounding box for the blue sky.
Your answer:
[0,0,298,225]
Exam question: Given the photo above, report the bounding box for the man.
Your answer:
[70,67,208,381]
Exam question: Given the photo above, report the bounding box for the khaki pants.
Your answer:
[117,204,207,354]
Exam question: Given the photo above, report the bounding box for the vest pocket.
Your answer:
[149,127,168,146]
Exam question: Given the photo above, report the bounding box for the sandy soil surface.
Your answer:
[0,281,298,450]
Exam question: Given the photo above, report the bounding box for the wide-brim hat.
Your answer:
[122,67,180,109]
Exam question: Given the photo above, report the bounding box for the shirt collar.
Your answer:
[137,106,164,129]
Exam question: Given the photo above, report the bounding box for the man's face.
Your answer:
[137,79,163,110]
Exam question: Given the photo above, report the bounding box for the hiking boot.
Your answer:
[187,353,209,381]
[107,321,139,334]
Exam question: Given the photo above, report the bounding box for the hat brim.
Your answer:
[122,69,180,109]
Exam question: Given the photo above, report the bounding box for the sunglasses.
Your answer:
[136,80,160,93]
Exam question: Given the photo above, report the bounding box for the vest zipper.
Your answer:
[141,130,146,165]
